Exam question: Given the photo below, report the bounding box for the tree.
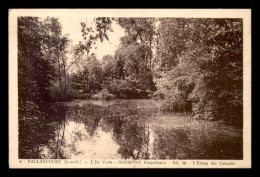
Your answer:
[69,54,103,96]
[76,17,113,54]
[117,18,157,69]
[155,18,243,126]
[18,16,69,158]
[18,17,58,105]
[40,17,70,100]
[102,55,116,79]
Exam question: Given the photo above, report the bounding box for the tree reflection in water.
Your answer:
[101,115,151,159]
[36,100,242,160]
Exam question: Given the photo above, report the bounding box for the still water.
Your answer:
[39,99,242,159]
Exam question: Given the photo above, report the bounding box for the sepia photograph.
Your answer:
[9,9,251,168]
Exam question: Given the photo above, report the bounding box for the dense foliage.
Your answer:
[18,17,243,157]
[154,18,243,126]
[17,16,244,160]
[18,17,71,157]
[68,18,243,126]
[69,18,157,99]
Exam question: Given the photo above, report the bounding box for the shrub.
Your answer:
[92,88,116,100]
[160,93,190,112]
[104,79,152,99]
[152,90,166,100]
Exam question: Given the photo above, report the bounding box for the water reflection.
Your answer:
[102,115,152,159]
[37,100,242,159]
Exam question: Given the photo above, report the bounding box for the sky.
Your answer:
[58,17,125,60]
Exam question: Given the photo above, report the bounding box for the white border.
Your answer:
[8,9,251,168]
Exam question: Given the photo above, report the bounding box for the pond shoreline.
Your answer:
[54,98,243,128]
[19,99,242,159]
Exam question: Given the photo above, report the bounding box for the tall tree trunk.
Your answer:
[57,40,62,99]
[57,54,62,98]
[62,54,67,96]
[149,40,152,69]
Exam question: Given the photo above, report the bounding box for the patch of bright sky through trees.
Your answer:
[59,17,125,61]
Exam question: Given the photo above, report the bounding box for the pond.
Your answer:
[38,99,242,160]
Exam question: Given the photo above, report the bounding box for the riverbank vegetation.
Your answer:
[18,16,243,156]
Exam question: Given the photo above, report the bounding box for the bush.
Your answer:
[160,93,192,112]
[104,79,152,99]
[152,90,166,100]
[92,88,116,100]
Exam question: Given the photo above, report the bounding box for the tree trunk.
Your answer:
[57,53,62,99]
[62,55,66,97]
[149,40,152,69]
[57,39,62,99]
